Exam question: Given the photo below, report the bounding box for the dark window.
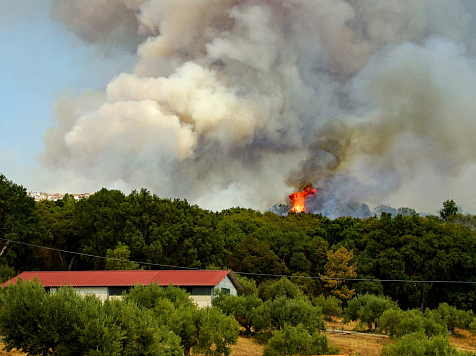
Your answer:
[221,288,230,295]
[108,287,130,296]
[191,287,213,296]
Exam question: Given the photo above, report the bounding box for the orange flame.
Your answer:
[289,186,317,213]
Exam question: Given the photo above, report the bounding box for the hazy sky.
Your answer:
[3,0,476,215]
[0,0,135,189]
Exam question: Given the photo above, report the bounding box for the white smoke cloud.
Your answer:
[42,0,476,213]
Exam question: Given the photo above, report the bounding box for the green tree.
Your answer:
[230,236,287,278]
[254,296,325,336]
[195,307,239,356]
[74,188,128,269]
[378,308,425,337]
[344,294,398,331]
[103,298,182,356]
[0,280,118,356]
[0,264,15,283]
[378,308,447,338]
[125,283,193,310]
[263,324,337,356]
[258,277,303,301]
[236,275,258,296]
[313,295,342,321]
[105,242,140,270]
[35,195,80,270]
[0,279,182,356]
[440,200,458,221]
[381,333,461,356]
[436,303,474,334]
[125,283,239,356]
[213,292,263,334]
[0,174,38,271]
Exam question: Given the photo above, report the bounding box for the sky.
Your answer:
[3,0,476,215]
[0,0,135,189]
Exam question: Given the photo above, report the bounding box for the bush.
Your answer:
[437,303,474,334]
[263,324,338,356]
[381,333,464,356]
[379,309,428,337]
[258,277,304,301]
[0,264,15,284]
[313,295,342,321]
[125,283,239,356]
[236,275,258,296]
[213,292,263,334]
[0,279,183,356]
[345,294,398,331]
[254,296,325,335]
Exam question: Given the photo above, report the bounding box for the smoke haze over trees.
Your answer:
[24,0,476,213]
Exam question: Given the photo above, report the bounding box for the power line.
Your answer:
[0,237,197,271]
[2,237,476,284]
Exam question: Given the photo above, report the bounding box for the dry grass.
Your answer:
[2,328,476,356]
[450,329,476,352]
[0,344,25,356]
[325,332,391,356]
[191,336,263,356]
[229,336,264,356]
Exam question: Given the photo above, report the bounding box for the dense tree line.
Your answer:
[2,174,476,313]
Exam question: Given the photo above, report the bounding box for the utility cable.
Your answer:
[2,237,476,284]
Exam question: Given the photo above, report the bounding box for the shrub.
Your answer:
[254,296,325,335]
[0,279,183,356]
[313,295,342,321]
[258,277,303,301]
[213,292,263,334]
[381,333,462,356]
[263,324,338,356]
[345,294,398,331]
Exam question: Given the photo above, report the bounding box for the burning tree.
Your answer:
[288,186,317,213]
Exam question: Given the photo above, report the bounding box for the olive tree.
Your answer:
[344,294,398,331]
[0,279,182,356]
[125,283,239,356]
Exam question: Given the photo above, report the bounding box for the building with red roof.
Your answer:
[3,270,241,307]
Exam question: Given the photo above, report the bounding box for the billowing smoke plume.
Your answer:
[42,0,476,213]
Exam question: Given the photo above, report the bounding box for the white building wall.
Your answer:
[191,295,213,308]
[214,276,238,296]
[49,286,109,302]
[75,287,109,302]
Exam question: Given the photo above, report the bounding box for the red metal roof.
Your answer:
[3,270,233,288]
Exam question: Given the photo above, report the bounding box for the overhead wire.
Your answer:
[1,237,476,284]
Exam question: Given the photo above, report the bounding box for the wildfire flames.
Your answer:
[289,186,317,213]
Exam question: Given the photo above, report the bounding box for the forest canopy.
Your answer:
[1,174,476,312]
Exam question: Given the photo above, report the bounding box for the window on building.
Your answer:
[191,287,213,296]
[108,287,130,296]
[221,288,230,295]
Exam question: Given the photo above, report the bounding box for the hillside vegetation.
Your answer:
[3,173,476,355]
[2,174,476,311]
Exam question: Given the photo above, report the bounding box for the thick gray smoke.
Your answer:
[42,0,476,213]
